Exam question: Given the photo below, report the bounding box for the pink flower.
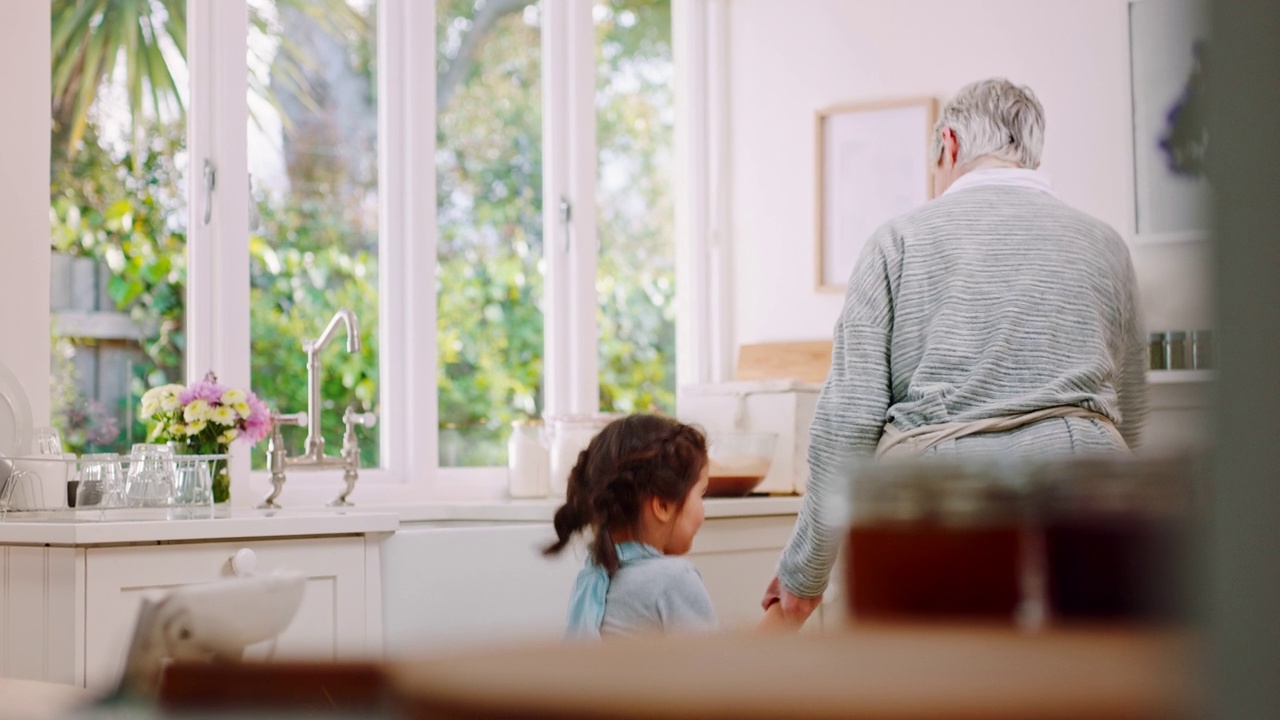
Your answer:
[240,393,273,443]
[179,372,228,407]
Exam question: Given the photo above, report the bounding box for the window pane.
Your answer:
[595,1,676,415]
[49,0,188,456]
[437,0,544,467]
[248,0,380,469]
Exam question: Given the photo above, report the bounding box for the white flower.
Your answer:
[140,398,160,419]
[145,384,184,413]
[218,429,238,444]
[221,389,247,405]
[184,399,211,423]
[210,405,237,427]
[185,420,207,436]
[141,386,164,406]
[232,401,251,419]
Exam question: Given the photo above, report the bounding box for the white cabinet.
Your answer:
[1,534,383,691]
[382,512,812,654]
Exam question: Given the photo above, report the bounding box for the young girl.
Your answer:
[544,414,717,639]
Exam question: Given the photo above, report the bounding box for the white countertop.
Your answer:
[0,507,400,546]
[0,496,802,545]
[388,495,805,523]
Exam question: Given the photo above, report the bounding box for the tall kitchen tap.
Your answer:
[259,308,376,509]
[301,308,360,463]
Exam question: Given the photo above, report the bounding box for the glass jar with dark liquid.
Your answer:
[1036,456,1196,625]
[845,461,1027,623]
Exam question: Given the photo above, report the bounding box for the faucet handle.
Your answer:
[342,407,377,429]
[273,411,308,428]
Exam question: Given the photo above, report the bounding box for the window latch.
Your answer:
[203,160,217,225]
[559,196,572,254]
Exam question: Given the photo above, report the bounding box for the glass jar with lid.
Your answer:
[546,414,623,497]
[1034,454,1197,624]
[507,419,550,499]
[844,458,1028,623]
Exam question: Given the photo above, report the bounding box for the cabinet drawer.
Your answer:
[84,536,368,691]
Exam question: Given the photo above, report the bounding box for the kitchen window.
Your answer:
[48,0,721,501]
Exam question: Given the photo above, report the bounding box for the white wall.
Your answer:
[0,6,51,425]
[727,0,1210,346]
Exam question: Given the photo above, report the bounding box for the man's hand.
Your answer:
[761,575,823,624]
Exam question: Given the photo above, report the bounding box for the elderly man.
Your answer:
[764,78,1148,622]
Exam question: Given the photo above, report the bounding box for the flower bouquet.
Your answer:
[140,372,272,503]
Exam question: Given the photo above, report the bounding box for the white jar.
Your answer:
[507,420,550,499]
[547,414,619,497]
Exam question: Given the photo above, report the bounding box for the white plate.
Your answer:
[0,360,33,457]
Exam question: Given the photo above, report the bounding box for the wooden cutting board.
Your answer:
[735,341,833,383]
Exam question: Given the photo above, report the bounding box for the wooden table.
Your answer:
[388,626,1197,720]
[0,678,101,719]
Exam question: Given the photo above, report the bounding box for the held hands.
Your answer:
[757,575,823,632]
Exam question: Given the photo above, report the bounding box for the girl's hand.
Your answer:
[756,600,803,633]
[761,575,823,624]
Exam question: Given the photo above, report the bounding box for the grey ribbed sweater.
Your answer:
[777,184,1148,599]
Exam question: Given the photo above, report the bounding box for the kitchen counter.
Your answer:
[390,627,1195,720]
[0,495,802,545]
[389,495,805,523]
[0,507,399,546]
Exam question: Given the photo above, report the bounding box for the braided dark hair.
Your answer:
[543,414,708,575]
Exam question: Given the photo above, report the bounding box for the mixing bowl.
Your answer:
[705,431,778,497]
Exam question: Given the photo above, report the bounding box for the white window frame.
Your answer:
[186,0,727,507]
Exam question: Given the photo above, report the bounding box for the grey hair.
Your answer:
[931,78,1046,169]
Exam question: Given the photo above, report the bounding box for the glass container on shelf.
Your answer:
[547,414,622,497]
[507,420,550,499]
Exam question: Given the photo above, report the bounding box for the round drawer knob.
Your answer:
[230,548,258,576]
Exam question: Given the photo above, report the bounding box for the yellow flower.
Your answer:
[170,423,186,437]
[184,399,211,423]
[233,402,251,419]
[218,429,238,444]
[221,389,247,405]
[185,420,207,436]
[210,405,237,427]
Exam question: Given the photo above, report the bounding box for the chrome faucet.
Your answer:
[259,308,376,509]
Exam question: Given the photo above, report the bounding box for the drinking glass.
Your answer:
[126,444,176,508]
[77,453,125,509]
[173,456,214,507]
[31,426,64,456]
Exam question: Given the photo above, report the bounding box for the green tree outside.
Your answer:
[50,0,675,472]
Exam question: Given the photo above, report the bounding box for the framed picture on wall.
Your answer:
[1128,0,1211,243]
[815,97,937,293]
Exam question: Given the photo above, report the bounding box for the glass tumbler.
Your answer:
[173,456,214,507]
[76,453,125,508]
[126,443,176,508]
[32,426,65,456]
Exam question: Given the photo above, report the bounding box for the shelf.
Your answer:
[1147,369,1215,384]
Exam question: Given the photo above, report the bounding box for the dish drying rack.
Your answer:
[0,453,228,516]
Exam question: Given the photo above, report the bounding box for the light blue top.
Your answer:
[566,541,717,640]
